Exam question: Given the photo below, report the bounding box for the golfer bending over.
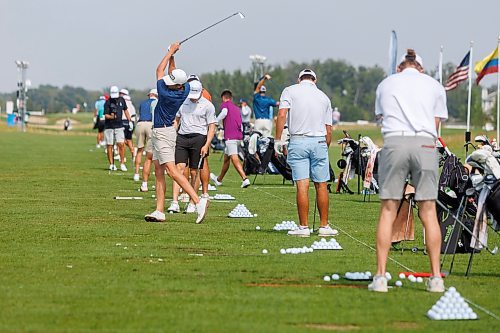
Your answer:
[369,49,448,292]
[275,69,336,237]
[145,42,208,223]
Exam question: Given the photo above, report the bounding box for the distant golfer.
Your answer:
[93,95,106,147]
[253,74,279,137]
[210,89,250,188]
[119,89,136,162]
[275,69,335,237]
[168,80,217,214]
[144,42,208,223]
[134,88,157,191]
[239,98,252,133]
[369,49,448,293]
[104,86,132,171]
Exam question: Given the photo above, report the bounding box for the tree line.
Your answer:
[0,59,490,124]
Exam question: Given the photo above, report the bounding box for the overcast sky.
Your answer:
[1,0,499,93]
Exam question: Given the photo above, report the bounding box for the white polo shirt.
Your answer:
[375,68,448,137]
[176,96,217,135]
[279,80,332,136]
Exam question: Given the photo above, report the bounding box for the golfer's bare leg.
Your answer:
[417,200,442,277]
[172,163,186,203]
[230,154,247,180]
[375,199,399,276]
[314,182,329,227]
[165,162,200,204]
[201,159,209,194]
[135,147,144,174]
[127,140,134,157]
[189,168,199,204]
[117,142,125,164]
[218,154,231,182]
[154,161,166,212]
[143,153,153,182]
[296,179,310,227]
[106,145,114,165]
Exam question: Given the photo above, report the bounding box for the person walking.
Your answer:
[134,88,157,188]
[275,69,336,237]
[167,80,217,213]
[369,49,448,293]
[144,42,208,224]
[253,74,279,137]
[104,86,132,171]
[93,95,106,147]
[119,89,136,161]
[239,98,252,133]
[210,89,250,188]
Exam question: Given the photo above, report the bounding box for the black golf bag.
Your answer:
[242,133,275,175]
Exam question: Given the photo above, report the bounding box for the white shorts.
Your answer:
[152,126,177,165]
[224,139,241,156]
[104,128,125,145]
[136,121,152,151]
[254,119,273,137]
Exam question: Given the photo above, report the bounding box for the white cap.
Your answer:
[119,88,129,96]
[399,52,423,67]
[298,69,317,80]
[148,88,158,96]
[110,86,119,98]
[187,80,203,99]
[259,85,267,93]
[187,74,200,82]
[163,69,188,86]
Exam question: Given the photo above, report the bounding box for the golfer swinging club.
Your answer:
[369,49,448,292]
[144,42,208,223]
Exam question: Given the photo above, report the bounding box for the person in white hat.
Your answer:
[134,88,157,188]
[144,42,208,224]
[103,85,133,171]
[119,88,136,162]
[167,80,217,213]
[369,49,448,293]
[275,69,336,238]
[253,74,279,137]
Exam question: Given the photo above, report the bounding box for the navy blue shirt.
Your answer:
[153,80,190,128]
[104,97,128,129]
[138,98,155,122]
[253,93,277,119]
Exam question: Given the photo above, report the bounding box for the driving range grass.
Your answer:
[0,128,498,333]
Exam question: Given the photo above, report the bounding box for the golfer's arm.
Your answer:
[124,110,131,122]
[325,125,332,147]
[254,76,266,94]
[275,108,288,140]
[205,123,216,148]
[156,48,176,80]
[435,117,441,132]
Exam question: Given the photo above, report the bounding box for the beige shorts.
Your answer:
[136,121,152,149]
[224,139,241,156]
[104,128,125,145]
[254,119,273,137]
[378,136,439,201]
[152,126,177,164]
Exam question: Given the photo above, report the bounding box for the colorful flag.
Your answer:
[445,51,470,91]
[474,47,499,84]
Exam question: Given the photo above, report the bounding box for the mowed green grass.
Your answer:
[0,127,498,333]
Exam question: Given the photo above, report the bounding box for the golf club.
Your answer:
[180,12,245,45]
[194,154,206,190]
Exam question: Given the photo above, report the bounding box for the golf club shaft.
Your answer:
[180,12,241,44]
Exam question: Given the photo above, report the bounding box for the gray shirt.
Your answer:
[176,97,217,135]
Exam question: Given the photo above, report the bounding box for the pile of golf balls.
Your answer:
[228,204,256,218]
[213,194,235,200]
[427,287,478,320]
[273,220,298,231]
[310,238,342,250]
[323,274,341,282]
[280,247,314,255]
[344,271,372,280]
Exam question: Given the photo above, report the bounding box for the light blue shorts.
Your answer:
[287,136,330,182]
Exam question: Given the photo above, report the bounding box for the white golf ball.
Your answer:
[280,249,286,254]
[399,273,406,279]
[332,274,340,280]
[262,249,268,254]
[416,277,423,283]
[395,280,403,287]
[255,226,261,230]
[448,286,456,292]
[323,275,331,282]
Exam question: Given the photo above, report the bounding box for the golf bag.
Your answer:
[271,153,293,181]
[242,132,275,175]
[211,126,225,151]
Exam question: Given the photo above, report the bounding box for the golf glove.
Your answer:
[129,121,134,131]
[274,140,285,155]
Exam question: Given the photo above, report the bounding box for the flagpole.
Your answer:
[438,45,444,137]
[496,36,500,146]
[466,41,474,157]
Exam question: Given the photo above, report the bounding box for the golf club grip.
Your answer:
[438,137,452,156]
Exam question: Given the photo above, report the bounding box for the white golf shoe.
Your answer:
[120,163,128,172]
[144,210,165,222]
[185,203,196,214]
[368,275,388,292]
[133,173,140,181]
[241,178,251,188]
[167,201,180,213]
[318,225,339,237]
[287,227,311,237]
[195,197,209,224]
[140,182,148,192]
[109,164,117,171]
[426,276,445,293]
[210,173,222,186]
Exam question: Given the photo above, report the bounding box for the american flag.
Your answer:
[445,51,470,91]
